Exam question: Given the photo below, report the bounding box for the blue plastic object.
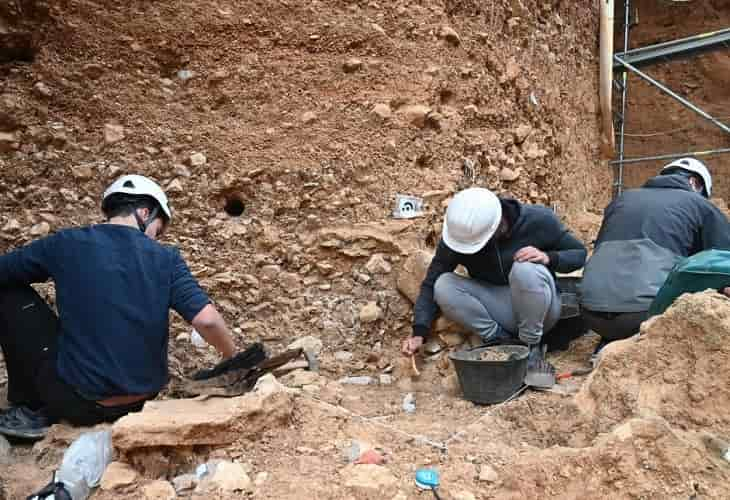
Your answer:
[415,468,440,490]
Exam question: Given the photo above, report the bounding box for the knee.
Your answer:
[434,273,460,308]
[509,261,545,286]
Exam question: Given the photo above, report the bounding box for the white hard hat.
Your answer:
[102,174,172,220]
[661,157,712,197]
[442,188,502,254]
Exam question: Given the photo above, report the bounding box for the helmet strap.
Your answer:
[134,206,160,234]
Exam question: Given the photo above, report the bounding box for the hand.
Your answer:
[402,336,424,356]
[514,246,550,265]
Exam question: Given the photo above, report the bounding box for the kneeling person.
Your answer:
[401,188,587,388]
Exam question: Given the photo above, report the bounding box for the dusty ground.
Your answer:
[1,0,728,499]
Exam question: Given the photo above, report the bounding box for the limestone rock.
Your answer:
[70,164,93,180]
[372,103,392,119]
[103,123,125,144]
[100,462,138,491]
[29,222,50,237]
[281,369,321,388]
[33,81,52,98]
[396,250,434,303]
[201,461,252,494]
[343,58,363,73]
[342,464,397,491]
[478,464,499,483]
[189,152,207,166]
[260,264,281,281]
[500,58,521,83]
[359,301,382,323]
[172,474,198,494]
[1,219,20,232]
[301,111,318,124]
[143,480,177,499]
[287,335,323,355]
[399,105,431,128]
[439,26,461,45]
[112,376,293,452]
[514,123,533,143]
[365,254,392,275]
[167,178,184,193]
[500,167,521,182]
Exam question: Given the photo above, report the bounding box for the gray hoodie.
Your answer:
[581,174,730,313]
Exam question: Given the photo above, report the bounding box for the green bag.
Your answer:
[649,249,730,316]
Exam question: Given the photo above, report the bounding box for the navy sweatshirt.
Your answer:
[412,199,587,338]
[0,224,210,400]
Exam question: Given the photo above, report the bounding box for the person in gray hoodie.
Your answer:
[581,158,730,354]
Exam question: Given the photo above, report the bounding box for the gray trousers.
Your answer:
[434,262,561,345]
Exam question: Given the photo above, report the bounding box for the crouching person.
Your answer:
[401,188,586,388]
[0,175,236,439]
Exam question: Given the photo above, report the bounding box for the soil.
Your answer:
[0,1,729,499]
[477,347,513,362]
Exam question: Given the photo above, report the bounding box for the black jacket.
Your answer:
[581,174,730,312]
[413,199,587,337]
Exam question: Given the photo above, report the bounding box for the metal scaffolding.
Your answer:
[610,6,730,197]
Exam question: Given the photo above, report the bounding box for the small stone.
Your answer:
[439,26,461,45]
[372,103,392,119]
[172,474,198,493]
[372,23,387,35]
[301,111,318,124]
[260,264,281,281]
[1,219,20,232]
[0,132,16,152]
[101,462,138,491]
[335,351,354,362]
[356,273,371,284]
[478,464,499,483]
[359,301,382,323]
[500,58,521,83]
[399,104,431,128]
[177,69,194,81]
[189,152,207,166]
[463,104,479,114]
[455,492,477,500]
[83,63,105,80]
[379,374,393,385]
[514,123,533,144]
[70,164,93,180]
[343,58,364,73]
[205,461,252,493]
[103,123,125,144]
[29,222,50,237]
[365,254,392,275]
[254,471,269,486]
[143,480,176,499]
[339,376,374,385]
[287,335,323,355]
[210,69,229,83]
[167,178,184,193]
[500,167,520,182]
[173,164,192,177]
[33,82,52,98]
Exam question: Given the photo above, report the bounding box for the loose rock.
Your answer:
[478,464,499,483]
[440,26,461,45]
[359,301,382,323]
[100,462,138,491]
[455,492,477,500]
[201,461,252,494]
[103,123,125,144]
[70,164,93,180]
[343,58,363,73]
[301,111,318,124]
[399,105,431,128]
[500,167,521,182]
[189,152,207,166]
[287,335,323,355]
[171,474,197,493]
[33,81,52,98]
[30,222,51,237]
[365,254,392,275]
[372,103,392,119]
[143,480,177,499]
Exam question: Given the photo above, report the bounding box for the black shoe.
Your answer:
[524,344,556,389]
[0,406,50,440]
[27,473,72,500]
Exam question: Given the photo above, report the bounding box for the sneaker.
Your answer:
[524,344,556,389]
[0,406,50,440]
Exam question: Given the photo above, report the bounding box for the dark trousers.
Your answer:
[0,285,144,426]
[581,308,649,342]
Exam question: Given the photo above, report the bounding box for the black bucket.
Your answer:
[449,345,528,404]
